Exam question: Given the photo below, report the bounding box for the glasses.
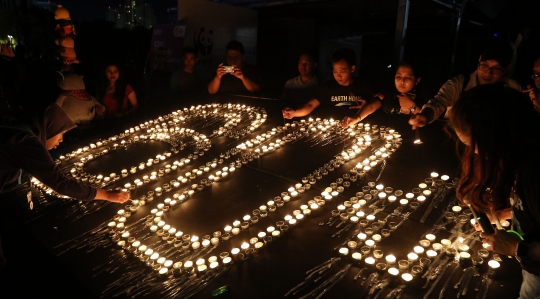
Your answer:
[478,63,504,75]
[532,73,540,79]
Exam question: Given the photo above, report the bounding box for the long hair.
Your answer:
[96,63,127,107]
[449,84,540,211]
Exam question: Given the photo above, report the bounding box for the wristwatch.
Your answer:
[516,241,530,259]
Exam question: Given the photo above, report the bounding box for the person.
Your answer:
[207,40,261,95]
[523,57,540,112]
[282,50,319,102]
[410,42,522,129]
[55,73,105,124]
[385,61,427,115]
[96,63,138,119]
[170,46,201,94]
[282,48,377,121]
[449,84,540,299]
[0,104,130,266]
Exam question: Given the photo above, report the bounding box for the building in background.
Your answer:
[106,0,156,29]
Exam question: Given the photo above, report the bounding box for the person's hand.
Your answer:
[232,66,244,80]
[524,85,540,112]
[480,230,521,256]
[104,190,130,203]
[397,94,415,114]
[282,107,295,119]
[216,63,227,79]
[341,116,359,128]
[409,113,427,129]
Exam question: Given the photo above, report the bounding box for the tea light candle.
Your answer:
[425,234,436,242]
[365,257,376,265]
[401,273,413,282]
[441,239,452,248]
[419,240,431,248]
[458,244,470,252]
[372,234,382,242]
[385,255,396,264]
[452,206,462,213]
[414,246,425,254]
[407,252,418,262]
[365,239,375,248]
[339,247,349,256]
[488,260,500,269]
[432,243,442,251]
[388,267,399,276]
[426,250,438,257]
[352,252,362,260]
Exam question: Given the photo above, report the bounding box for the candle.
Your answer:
[401,273,413,282]
[385,255,396,264]
[488,260,500,269]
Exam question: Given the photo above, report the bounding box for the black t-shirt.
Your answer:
[312,78,374,119]
[219,63,261,95]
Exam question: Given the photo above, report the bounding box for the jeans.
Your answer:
[519,269,540,299]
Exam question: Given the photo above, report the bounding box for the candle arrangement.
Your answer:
[42,103,501,299]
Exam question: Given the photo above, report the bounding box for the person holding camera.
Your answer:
[207,40,261,95]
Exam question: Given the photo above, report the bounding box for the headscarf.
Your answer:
[31,103,76,145]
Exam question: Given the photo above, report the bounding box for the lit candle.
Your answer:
[385,255,396,264]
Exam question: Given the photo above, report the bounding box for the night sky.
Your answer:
[52,0,176,23]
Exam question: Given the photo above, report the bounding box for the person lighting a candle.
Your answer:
[0,104,130,267]
[282,48,381,123]
[448,84,540,298]
[410,41,521,130]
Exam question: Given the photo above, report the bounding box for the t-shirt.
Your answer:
[312,78,374,119]
[102,84,134,118]
[218,63,261,95]
[283,76,319,102]
[170,69,200,93]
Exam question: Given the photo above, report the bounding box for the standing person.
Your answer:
[282,50,319,102]
[0,104,130,266]
[524,57,540,112]
[449,84,540,299]
[207,40,261,95]
[96,63,139,119]
[410,42,522,129]
[170,46,201,94]
[282,48,378,121]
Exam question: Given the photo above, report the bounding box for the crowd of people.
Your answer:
[1,32,540,298]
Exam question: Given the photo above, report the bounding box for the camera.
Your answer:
[222,66,235,73]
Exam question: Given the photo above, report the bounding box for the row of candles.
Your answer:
[54,103,266,164]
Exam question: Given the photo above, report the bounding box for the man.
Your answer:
[409,42,522,129]
[524,57,540,112]
[170,46,200,94]
[282,48,377,121]
[207,40,260,95]
[282,50,319,102]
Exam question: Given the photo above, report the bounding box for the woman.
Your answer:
[0,104,130,266]
[449,84,540,299]
[383,61,427,115]
[97,64,138,118]
[0,103,130,203]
